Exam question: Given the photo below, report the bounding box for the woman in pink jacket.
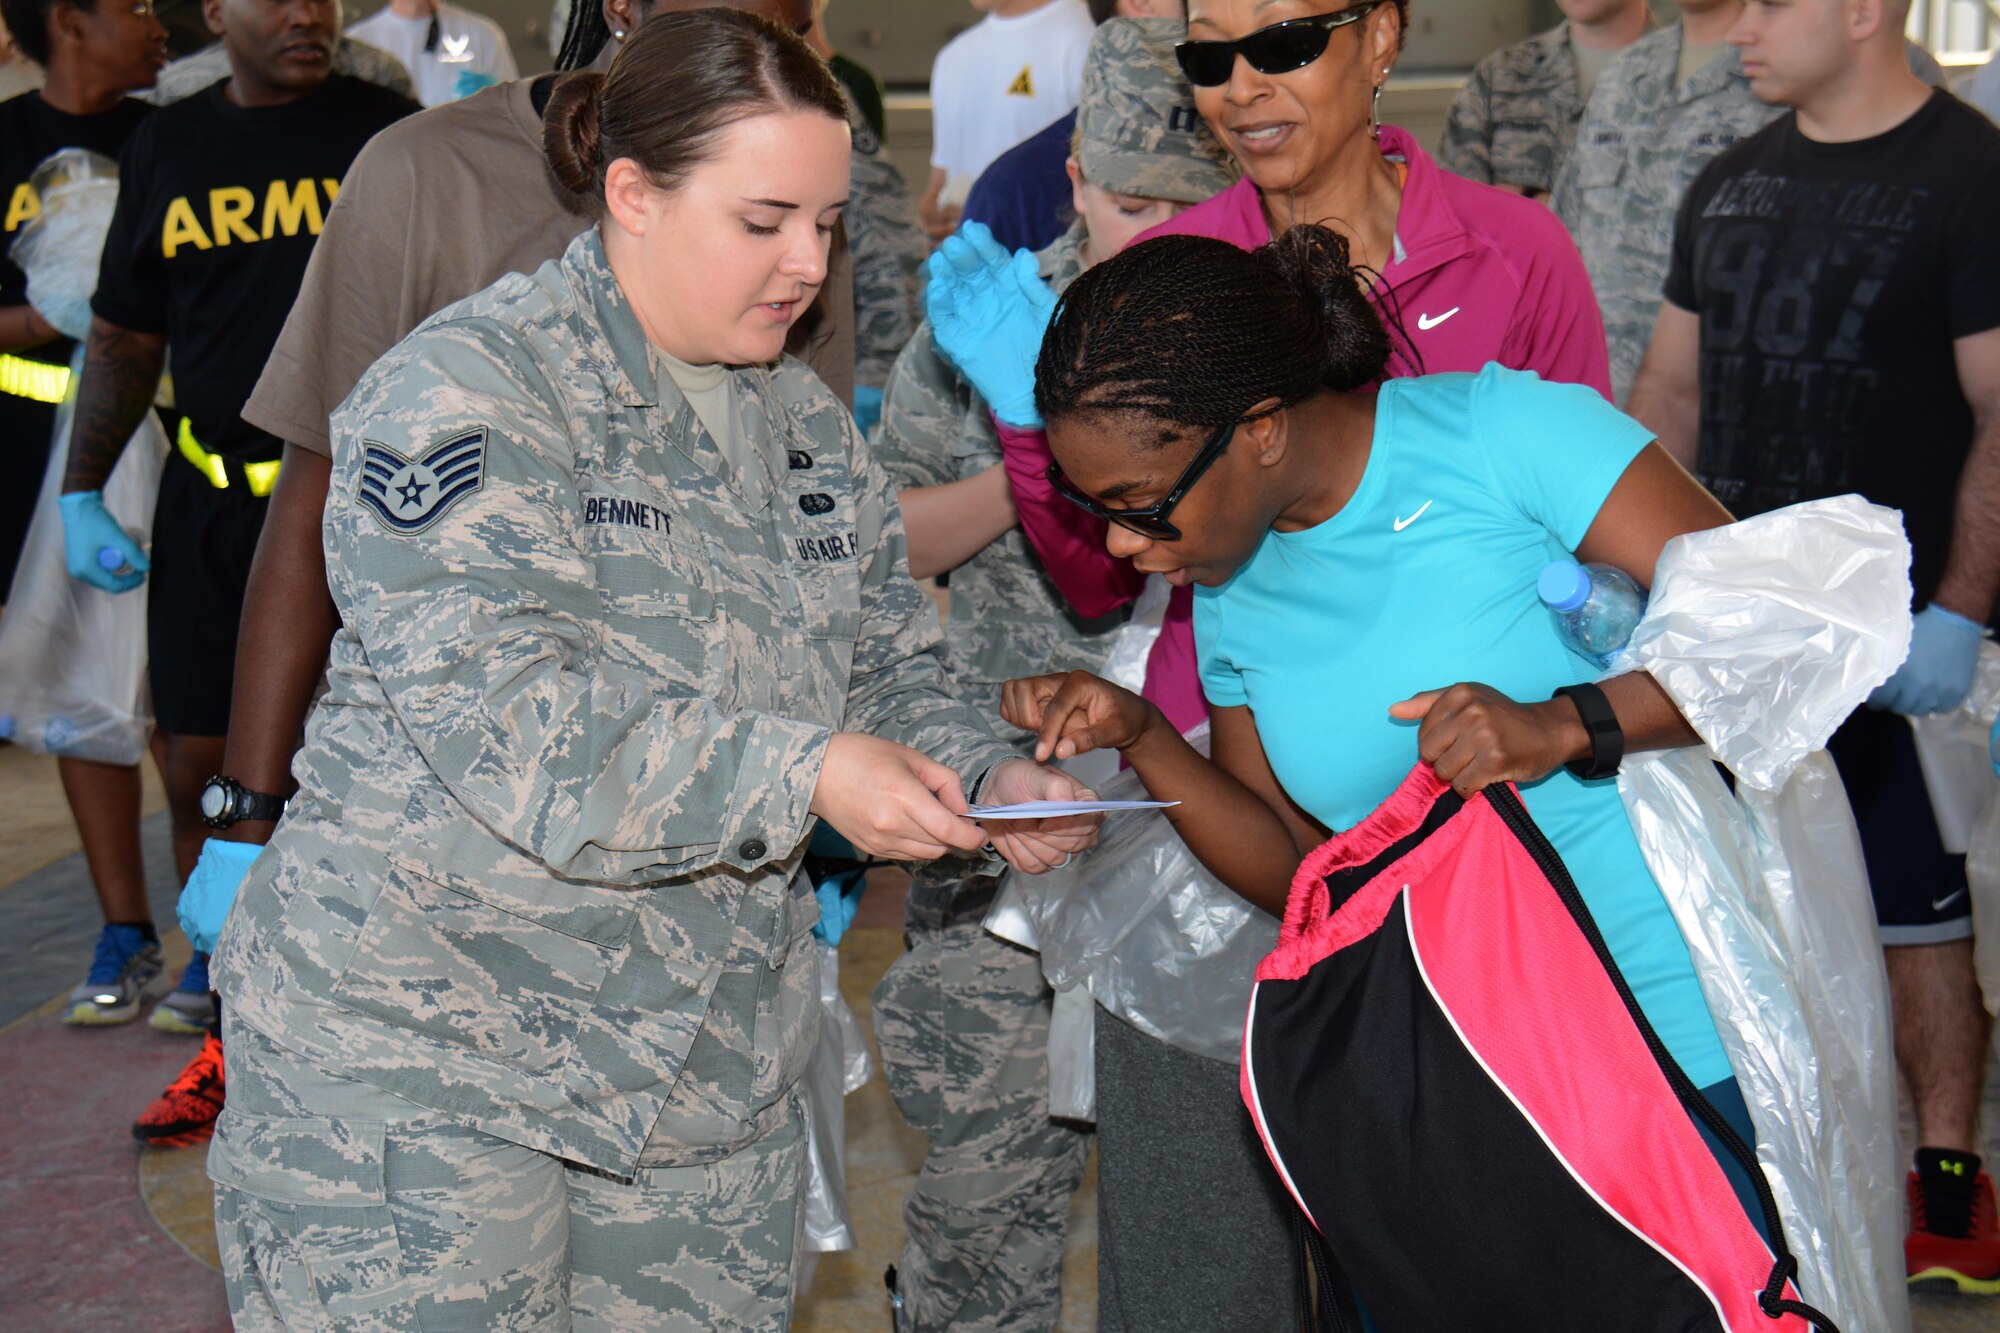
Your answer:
[931,0,1611,730]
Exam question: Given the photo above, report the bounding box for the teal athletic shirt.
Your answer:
[1195,365,1732,1088]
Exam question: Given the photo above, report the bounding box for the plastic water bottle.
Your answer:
[1538,559,1646,669]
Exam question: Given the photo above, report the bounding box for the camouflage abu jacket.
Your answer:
[872,220,1127,731]
[1437,21,1585,196]
[216,228,1014,1174]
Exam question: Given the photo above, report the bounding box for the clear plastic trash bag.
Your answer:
[987,722,1278,1068]
[1620,492,1915,790]
[10,147,119,340]
[1904,642,2000,1015]
[800,939,874,1253]
[1619,496,1913,1333]
[1905,641,2000,855]
[1973,788,2000,1021]
[0,346,164,763]
[1045,983,1097,1122]
[0,146,160,763]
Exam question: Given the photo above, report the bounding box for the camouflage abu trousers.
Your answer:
[210,1018,808,1331]
[872,919,1091,1333]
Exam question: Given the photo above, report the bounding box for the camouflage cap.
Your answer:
[1076,17,1237,206]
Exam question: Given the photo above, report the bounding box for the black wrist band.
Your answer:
[1554,684,1624,781]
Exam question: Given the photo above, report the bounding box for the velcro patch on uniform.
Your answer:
[357,428,487,534]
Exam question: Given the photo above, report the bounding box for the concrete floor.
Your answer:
[0,744,1994,1331]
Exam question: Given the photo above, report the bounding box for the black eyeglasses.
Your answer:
[1048,419,1240,542]
[1175,2,1385,88]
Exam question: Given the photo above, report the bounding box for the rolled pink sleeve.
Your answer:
[995,416,1145,617]
[1143,587,1208,735]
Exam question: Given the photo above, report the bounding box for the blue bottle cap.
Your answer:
[1537,560,1592,613]
[97,546,124,571]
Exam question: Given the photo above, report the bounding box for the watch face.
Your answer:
[200,781,230,822]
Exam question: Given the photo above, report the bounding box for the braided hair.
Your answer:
[1035,225,1397,441]
[555,0,614,72]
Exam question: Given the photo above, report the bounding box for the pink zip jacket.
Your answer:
[1003,126,1612,732]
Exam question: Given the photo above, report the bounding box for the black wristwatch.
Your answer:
[1553,684,1625,781]
[198,775,287,829]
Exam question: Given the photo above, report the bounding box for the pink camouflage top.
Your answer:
[1000,126,1613,732]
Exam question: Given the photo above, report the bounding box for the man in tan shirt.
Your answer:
[133,0,852,1144]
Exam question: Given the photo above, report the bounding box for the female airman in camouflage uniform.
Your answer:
[206,13,1098,1329]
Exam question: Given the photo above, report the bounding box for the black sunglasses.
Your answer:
[1175,2,1385,89]
[1048,418,1241,542]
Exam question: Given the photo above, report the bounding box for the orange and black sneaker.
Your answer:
[131,1032,225,1149]
[1907,1147,2000,1296]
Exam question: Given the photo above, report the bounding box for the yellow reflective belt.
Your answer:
[176,417,281,497]
[0,352,70,404]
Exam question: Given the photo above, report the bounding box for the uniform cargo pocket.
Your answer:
[332,859,619,1074]
[209,1108,418,1326]
[752,908,823,1104]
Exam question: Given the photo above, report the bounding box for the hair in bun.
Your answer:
[1035,224,1408,437]
[543,72,604,196]
[540,9,846,209]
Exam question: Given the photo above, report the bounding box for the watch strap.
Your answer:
[236,787,288,823]
[1554,684,1625,781]
[203,775,287,827]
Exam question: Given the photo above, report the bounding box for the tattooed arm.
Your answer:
[61,316,167,495]
[0,304,57,353]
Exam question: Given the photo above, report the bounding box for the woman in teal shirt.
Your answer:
[1000,224,1763,1218]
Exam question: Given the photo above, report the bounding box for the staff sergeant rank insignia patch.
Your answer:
[358,427,487,533]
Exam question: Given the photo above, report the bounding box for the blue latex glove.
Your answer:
[924,221,1055,429]
[1869,604,1986,715]
[58,490,148,593]
[852,384,884,438]
[454,70,498,99]
[810,865,868,947]
[1990,712,1999,779]
[176,838,264,954]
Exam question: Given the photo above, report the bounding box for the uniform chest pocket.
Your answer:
[1573,140,1626,192]
[583,518,717,621]
[799,564,863,642]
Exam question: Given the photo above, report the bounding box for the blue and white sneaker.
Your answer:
[149,950,215,1035]
[64,924,169,1026]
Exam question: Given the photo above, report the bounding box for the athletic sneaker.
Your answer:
[131,1032,225,1148]
[63,924,169,1026]
[148,950,215,1035]
[1907,1147,2000,1295]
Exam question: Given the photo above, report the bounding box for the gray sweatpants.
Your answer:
[1094,1004,1303,1333]
[210,1019,807,1331]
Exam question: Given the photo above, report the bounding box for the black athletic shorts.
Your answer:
[1826,704,1972,945]
[148,448,268,736]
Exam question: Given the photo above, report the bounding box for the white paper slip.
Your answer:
[967,799,1179,819]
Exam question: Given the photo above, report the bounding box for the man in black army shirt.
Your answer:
[55,0,413,1144]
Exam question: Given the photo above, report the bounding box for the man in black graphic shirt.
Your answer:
[55,0,413,1146]
[1628,0,2000,1297]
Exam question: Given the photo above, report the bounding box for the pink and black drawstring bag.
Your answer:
[1240,763,1841,1332]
